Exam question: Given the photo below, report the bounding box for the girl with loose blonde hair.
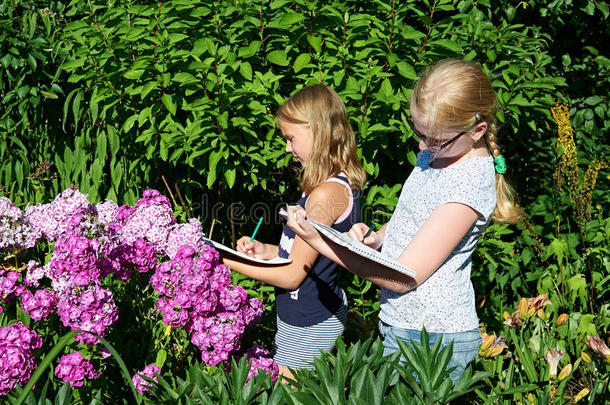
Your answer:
[222,84,365,380]
[288,59,520,383]
[277,84,366,194]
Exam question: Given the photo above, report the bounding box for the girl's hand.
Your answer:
[347,223,382,250]
[236,236,266,258]
[286,205,321,244]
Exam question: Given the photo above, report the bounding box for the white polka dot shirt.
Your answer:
[379,150,496,333]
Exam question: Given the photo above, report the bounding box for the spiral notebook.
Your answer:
[307,220,416,278]
[280,205,415,277]
[202,237,292,265]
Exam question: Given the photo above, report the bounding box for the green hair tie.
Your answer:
[494,155,507,174]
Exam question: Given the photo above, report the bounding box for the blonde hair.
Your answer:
[277,84,366,194]
[410,59,522,224]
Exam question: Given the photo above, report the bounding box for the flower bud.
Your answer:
[573,388,589,403]
[518,298,528,317]
[503,311,510,320]
[526,393,535,403]
[581,351,591,363]
[558,363,572,381]
[537,309,545,319]
[556,313,568,326]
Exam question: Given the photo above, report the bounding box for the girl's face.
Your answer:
[279,120,314,164]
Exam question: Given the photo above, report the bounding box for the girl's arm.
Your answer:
[222,182,350,290]
[288,202,480,293]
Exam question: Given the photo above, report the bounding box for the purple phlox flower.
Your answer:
[55,352,99,387]
[24,260,47,287]
[25,188,95,241]
[242,345,279,384]
[132,364,161,393]
[120,190,175,254]
[0,271,21,303]
[0,322,42,395]
[0,343,37,395]
[99,237,157,281]
[189,311,247,366]
[218,286,248,312]
[56,285,118,344]
[165,218,206,259]
[20,288,58,321]
[0,322,42,351]
[95,200,119,225]
[47,232,101,293]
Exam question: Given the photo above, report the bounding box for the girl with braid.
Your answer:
[287,59,522,382]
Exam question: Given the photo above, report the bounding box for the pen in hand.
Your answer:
[250,216,264,241]
[361,226,374,243]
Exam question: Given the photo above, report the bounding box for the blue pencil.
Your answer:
[250,216,264,241]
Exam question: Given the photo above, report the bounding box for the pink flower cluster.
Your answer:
[99,237,157,280]
[56,285,118,345]
[243,345,279,384]
[120,190,176,253]
[132,364,161,393]
[151,245,263,366]
[48,232,101,292]
[20,289,58,321]
[55,352,99,387]
[0,269,20,307]
[0,322,42,395]
[25,187,94,241]
[0,187,268,395]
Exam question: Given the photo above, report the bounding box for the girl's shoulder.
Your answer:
[308,180,350,201]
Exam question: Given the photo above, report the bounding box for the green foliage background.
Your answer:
[1,0,609,402]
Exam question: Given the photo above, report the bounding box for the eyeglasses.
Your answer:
[406,114,481,153]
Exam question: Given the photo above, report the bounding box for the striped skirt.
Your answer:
[273,292,348,370]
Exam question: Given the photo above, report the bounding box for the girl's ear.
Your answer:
[471,122,488,142]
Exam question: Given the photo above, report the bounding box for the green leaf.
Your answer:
[161,94,177,115]
[123,114,138,133]
[240,61,253,80]
[156,349,168,368]
[224,168,236,188]
[293,53,311,73]
[169,33,189,45]
[124,69,145,80]
[15,331,79,405]
[280,12,305,26]
[141,81,157,99]
[583,95,601,106]
[174,72,198,84]
[428,39,463,53]
[307,35,322,54]
[266,50,289,66]
[396,61,417,80]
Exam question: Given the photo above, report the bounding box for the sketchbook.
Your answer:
[307,220,416,278]
[202,237,292,265]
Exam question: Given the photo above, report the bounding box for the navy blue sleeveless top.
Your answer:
[276,174,361,326]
